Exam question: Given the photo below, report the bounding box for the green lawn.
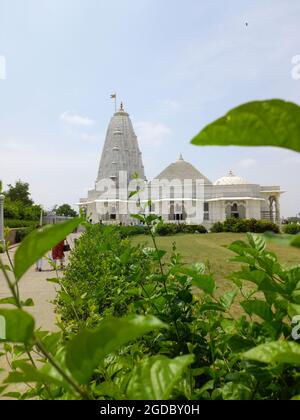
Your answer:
[131,232,300,302]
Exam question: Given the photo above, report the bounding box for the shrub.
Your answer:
[211,218,280,234]
[4,219,39,228]
[156,223,207,236]
[3,197,42,221]
[180,224,207,234]
[14,226,36,243]
[57,225,155,327]
[210,221,224,233]
[283,223,300,235]
[118,225,148,238]
[156,223,178,236]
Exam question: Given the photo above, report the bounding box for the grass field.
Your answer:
[131,233,300,305]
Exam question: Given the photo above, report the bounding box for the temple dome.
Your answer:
[155,154,212,184]
[214,170,248,186]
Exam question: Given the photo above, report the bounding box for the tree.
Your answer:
[5,180,33,206]
[55,204,78,218]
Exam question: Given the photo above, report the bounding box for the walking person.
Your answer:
[35,258,43,272]
[35,215,44,272]
[51,239,66,270]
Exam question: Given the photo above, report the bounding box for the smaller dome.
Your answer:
[214,170,248,186]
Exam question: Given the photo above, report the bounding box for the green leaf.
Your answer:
[191,99,300,153]
[0,309,34,343]
[46,278,60,284]
[222,382,252,400]
[3,392,21,399]
[288,303,300,319]
[192,274,215,295]
[66,315,167,384]
[240,300,273,322]
[4,362,62,386]
[128,190,139,199]
[243,341,300,365]
[199,303,225,313]
[220,290,238,310]
[126,354,194,400]
[0,297,17,306]
[21,298,34,307]
[247,233,266,252]
[177,290,193,303]
[14,218,82,280]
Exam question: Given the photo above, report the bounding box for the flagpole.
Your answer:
[111,93,117,113]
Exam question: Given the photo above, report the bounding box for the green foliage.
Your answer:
[211,218,280,234]
[54,204,78,218]
[66,316,166,384]
[283,223,300,235]
[4,219,38,228]
[118,224,148,238]
[1,215,300,400]
[244,342,300,365]
[5,180,33,206]
[191,99,300,153]
[114,223,207,238]
[127,354,194,400]
[15,226,36,243]
[1,106,300,399]
[156,223,207,236]
[0,309,35,343]
[4,196,42,221]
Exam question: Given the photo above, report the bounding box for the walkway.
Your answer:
[0,233,80,397]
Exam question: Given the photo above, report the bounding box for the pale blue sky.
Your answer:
[0,0,299,216]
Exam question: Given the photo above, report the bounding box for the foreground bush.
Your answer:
[283,223,300,235]
[1,216,300,400]
[211,218,280,234]
[57,225,155,326]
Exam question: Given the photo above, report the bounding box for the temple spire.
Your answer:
[178,153,184,161]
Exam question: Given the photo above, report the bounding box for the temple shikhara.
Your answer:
[80,104,283,227]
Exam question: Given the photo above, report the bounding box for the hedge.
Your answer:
[211,218,280,234]
[283,223,300,235]
[14,226,36,243]
[4,219,39,228]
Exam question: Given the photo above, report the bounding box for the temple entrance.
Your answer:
[225,202,246,219]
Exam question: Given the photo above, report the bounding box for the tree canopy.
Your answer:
[5,180,33,206]
[54,204,78,218]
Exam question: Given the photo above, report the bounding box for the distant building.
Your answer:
[80,105,283,228]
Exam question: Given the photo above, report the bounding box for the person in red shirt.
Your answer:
[51,239,65,270]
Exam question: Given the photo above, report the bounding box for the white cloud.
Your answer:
[134,121,172,146]
[60,111,95,127]
[237,158,257,169]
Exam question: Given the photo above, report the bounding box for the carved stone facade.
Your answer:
[80,107,283,227]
